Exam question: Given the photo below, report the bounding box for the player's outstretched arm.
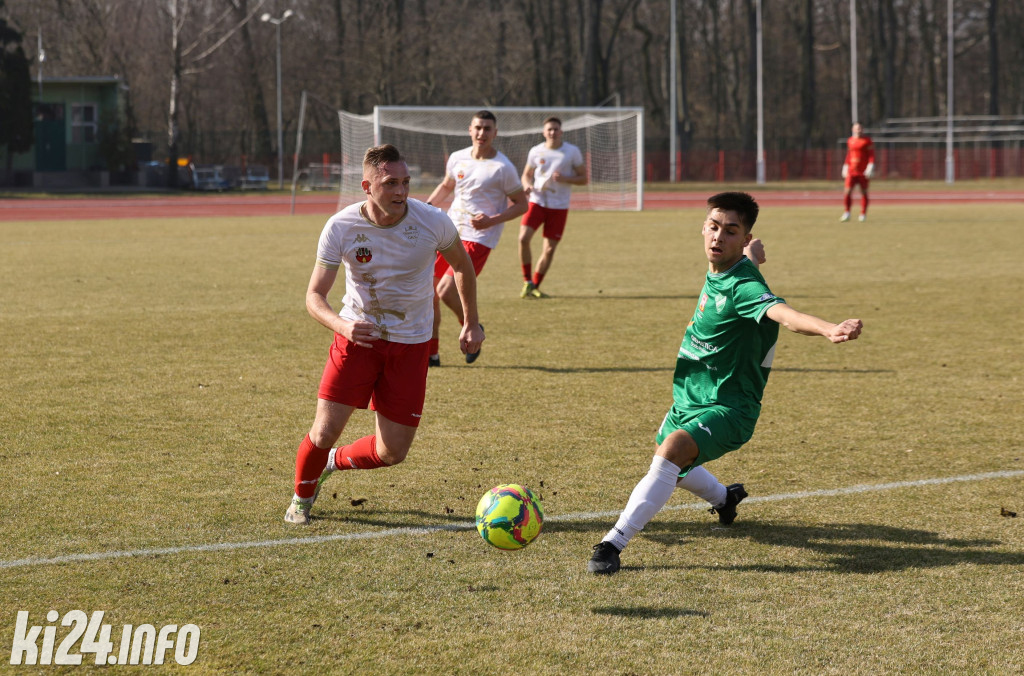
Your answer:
[439,237,483,355]
[427,175,455,207]
[766,303,863,343]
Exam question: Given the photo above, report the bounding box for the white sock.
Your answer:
[603,455,681,551]
[676,465,727,507]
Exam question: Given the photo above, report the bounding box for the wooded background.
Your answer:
[5,0,1022,176]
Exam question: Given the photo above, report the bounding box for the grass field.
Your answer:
[1,201,1022,674]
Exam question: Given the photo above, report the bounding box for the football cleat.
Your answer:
[839,212,851,222]
[709,483,748,525]
[313,465,333,506]
[858,213,867,222]
[428,355,441,368]
[521,281,536,298]
[529,286,549,299]
[587,541,621,575]
[284,498,312,525]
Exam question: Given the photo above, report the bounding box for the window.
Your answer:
[71,103,98,143]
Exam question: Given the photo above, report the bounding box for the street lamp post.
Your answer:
[262,9,294,189]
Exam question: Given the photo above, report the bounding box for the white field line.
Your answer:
[2,470,1021,570]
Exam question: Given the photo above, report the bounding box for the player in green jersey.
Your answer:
[588,192,863,575]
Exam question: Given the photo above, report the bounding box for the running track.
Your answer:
[1,189,1021,221]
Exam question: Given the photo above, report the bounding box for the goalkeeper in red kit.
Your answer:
[840,123,875,222]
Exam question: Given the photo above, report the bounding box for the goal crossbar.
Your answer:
[293,105,644,213]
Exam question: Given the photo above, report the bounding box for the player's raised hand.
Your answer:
[745,237,766,265]
[827,319,863,343]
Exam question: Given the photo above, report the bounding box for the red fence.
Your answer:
[647,146,1024,182]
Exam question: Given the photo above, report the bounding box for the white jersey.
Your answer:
[316,198,458,344]
[525,141,584,209]
[445,147,522,249]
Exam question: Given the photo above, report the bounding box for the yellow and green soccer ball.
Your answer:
[475,484,544,550]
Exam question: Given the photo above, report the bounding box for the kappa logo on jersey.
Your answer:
[355,247,372,263]
[760,293,775,301]
[354,234,370,243]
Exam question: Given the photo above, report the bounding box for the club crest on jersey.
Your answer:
[715,294,726,311]
[403,225,419,242]
[355,247,372,263]
[457,170,465,180]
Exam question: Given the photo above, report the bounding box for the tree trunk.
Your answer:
[799,0,815,148]
[581,0,603,105]
[167,0,182,188]
[987,0,999,115]
[234,0,271,163]
[333,0,347,109]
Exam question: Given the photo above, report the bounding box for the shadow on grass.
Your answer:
[637,520,1020,574]
[548,294,698,301]
[591,606,709,619]
[308,509,1020,576]
[486,365,674,374]
[312,507,474,529]
[773,367,895,374]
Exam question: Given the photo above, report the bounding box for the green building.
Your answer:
[4,76,127,188]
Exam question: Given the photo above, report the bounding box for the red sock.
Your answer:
[428,338,439,355]
[843,194,853,211]
[294,434,331,499]
[522,264,532,282]
[861,194,869,215]
[532,272,545,287]
[334,435,387,470]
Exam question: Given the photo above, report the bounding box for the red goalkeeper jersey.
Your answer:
[845,135,875,175]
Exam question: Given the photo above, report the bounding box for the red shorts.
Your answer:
[844,174,869,191]
[317,334,429,427]
[521,203,569,241]
[434,240,491,279]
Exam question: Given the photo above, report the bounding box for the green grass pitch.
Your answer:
[1,201,1022,672]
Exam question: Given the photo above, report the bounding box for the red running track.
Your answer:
[1,189,1021,222]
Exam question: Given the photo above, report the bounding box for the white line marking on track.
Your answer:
[2,470,1020,570]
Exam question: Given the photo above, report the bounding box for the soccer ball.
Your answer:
[475,484,544,550]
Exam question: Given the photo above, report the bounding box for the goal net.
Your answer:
[293,104,644,212]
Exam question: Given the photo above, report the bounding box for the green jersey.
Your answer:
[673,257,784,424]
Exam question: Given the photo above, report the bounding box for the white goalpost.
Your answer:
[292,103,644,213]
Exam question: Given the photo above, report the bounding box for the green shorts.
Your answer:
[655,404,757,474]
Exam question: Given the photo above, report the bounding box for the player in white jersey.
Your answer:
[285,144,483,525]
[518,117,587,298]
[425,110,528,366]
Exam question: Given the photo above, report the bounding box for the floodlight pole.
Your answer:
[669,0,677,183]
[945,0,955,184]
[755,0,765,184]
[37,30,44,100]
[850,0,858,124]
[262,10,294,189]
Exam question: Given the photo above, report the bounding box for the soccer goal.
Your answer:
[292,103,645,213]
